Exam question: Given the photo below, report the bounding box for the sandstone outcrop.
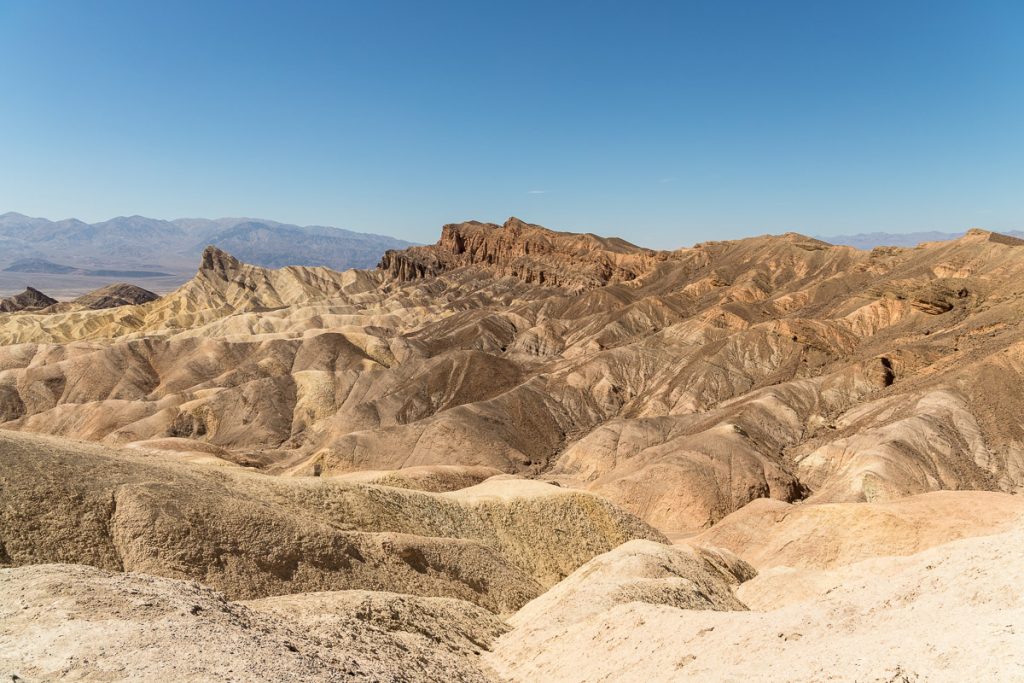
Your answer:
[379,217,664,290]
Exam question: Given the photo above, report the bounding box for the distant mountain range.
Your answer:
[819,229,1024,250]
[3,258,173,278]
[0,212,415,297]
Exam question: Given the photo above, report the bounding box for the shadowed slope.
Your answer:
[0,430,664,613]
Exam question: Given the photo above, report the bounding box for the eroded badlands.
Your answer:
[3,218,1024,681]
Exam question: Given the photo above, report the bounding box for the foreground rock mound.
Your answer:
[0,564,504,682]
[488,541,755,681]
[506,540,753,631]
[489,525,1024,682]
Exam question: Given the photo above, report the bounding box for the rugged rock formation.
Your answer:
[379,217,665,290]
[0,286,56,312]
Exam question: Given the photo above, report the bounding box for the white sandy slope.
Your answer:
[488,524,1024,682]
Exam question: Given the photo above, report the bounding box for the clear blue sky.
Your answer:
[1,1,1021,248]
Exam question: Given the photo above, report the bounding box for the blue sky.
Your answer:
[0,1,1021,248]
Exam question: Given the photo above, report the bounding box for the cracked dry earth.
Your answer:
[2,217,1024,681]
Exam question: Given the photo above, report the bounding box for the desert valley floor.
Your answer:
[2,218,1024,681]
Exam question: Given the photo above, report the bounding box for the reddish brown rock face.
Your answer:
[380,217,665,291]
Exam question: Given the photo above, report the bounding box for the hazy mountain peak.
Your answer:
[821,228,1024,250]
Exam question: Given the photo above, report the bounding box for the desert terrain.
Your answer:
[2,217,1024,681]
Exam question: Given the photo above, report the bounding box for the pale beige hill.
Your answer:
[507,539,754,631]
[0,564,504,682]
[489,540,753,682]
[693,490,1024,569]
[0,430,663,613]
[489,525,1024,682]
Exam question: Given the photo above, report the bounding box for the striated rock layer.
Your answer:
[379,217,665,290]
